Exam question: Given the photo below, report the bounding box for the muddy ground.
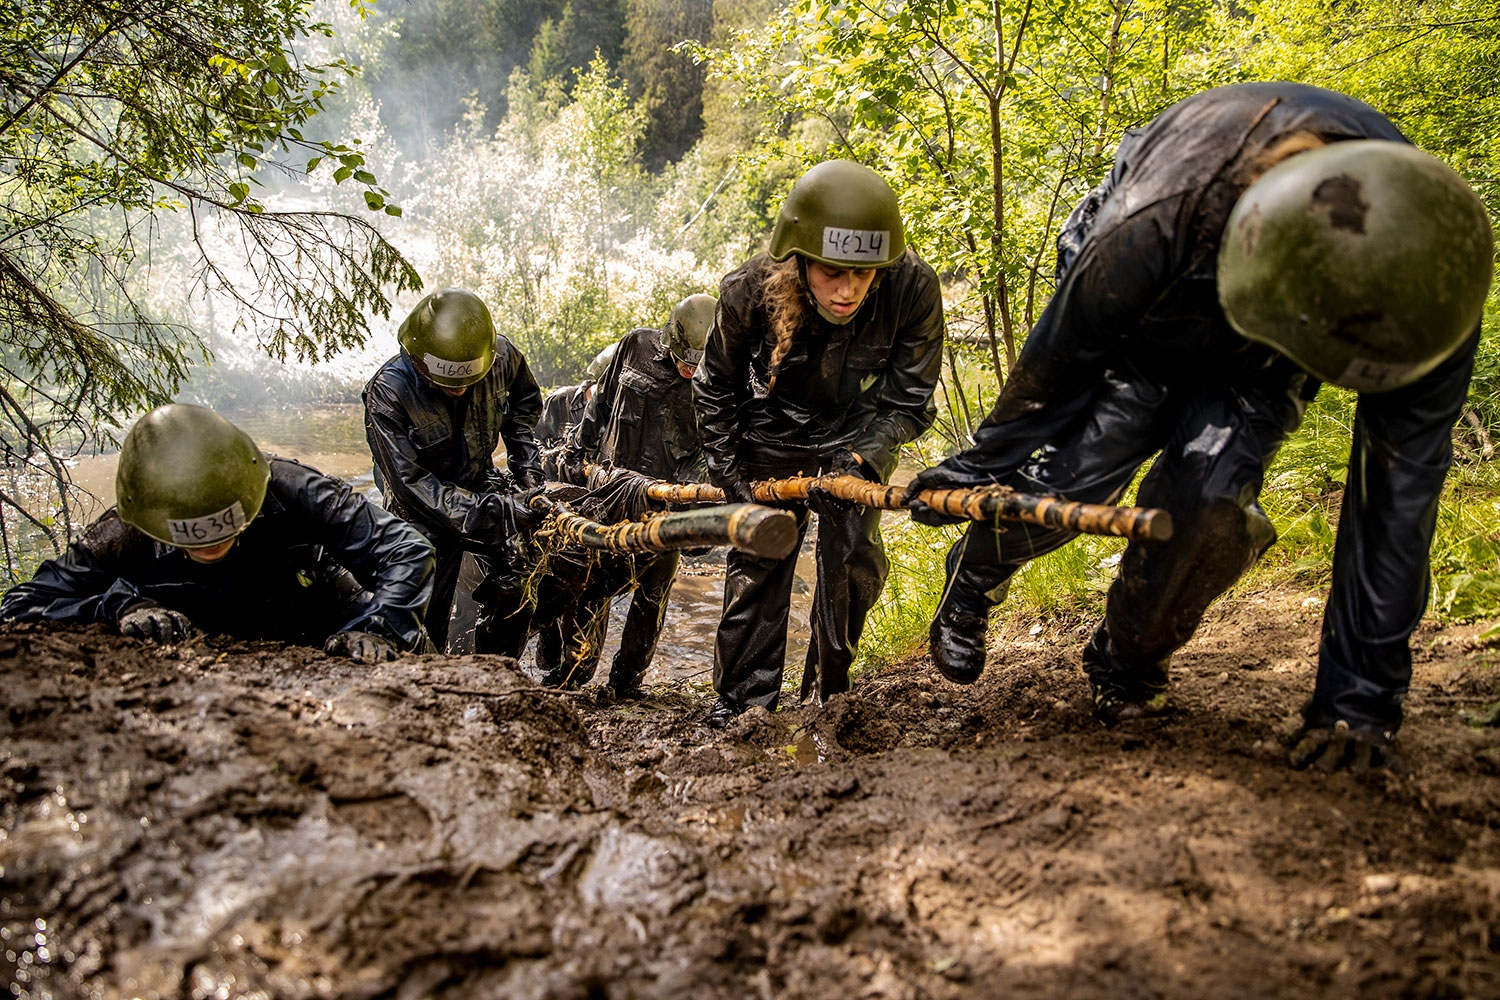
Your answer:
[4,585,1500,1000]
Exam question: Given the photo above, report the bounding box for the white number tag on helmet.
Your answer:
[422,353,485,381]
[166,501,246,546]
[822,227,889,263]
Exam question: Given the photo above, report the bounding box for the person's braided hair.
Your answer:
[758,257,807,394]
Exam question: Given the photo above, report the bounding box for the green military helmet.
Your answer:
[585,341,620,383]
[397,288,498,388]
[116,404,270,549]
[769,160,907,269]
[1218,140,1493,393]
[664,294,717,366]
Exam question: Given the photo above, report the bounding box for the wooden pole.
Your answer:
[636,475,1172,542]
[528,495,799,559]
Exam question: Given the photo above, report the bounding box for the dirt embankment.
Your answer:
[4,586,1500,999]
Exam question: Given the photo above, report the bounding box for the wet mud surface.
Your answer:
[5,586,1500,999]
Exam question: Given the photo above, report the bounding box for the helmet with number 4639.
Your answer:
[116,404,270,549]
[398,288,498,388]
[769,160,907,269]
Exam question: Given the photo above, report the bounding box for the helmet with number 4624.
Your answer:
[116,404,270,549]
[768,160,907,269]
[398,288,498,388]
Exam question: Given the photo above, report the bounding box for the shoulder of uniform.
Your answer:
[628,327,664,352]
[79,509,155,562]
[365,354,417,393]
[720,255,770,300]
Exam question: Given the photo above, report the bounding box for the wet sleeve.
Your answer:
[0,518,158,626]
[364,378,521,549]
[281,464,437,651]
[930,207,1176,485]
[693,294,755,488]
[1310,328,1480,732]
[850,266,946,482]
[499,348,544,486]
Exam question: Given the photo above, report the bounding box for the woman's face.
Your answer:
[805,261,876,320]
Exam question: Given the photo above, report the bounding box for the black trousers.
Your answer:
[431,543,532,656]
[714,489,888,710]
[954,365,1309,684]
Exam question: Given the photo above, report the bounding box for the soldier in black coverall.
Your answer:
[531,341,617,683]
[535,342,616,479]
[364,289,545,655]
[905,83,1494,772]
[696,160,945,727]
[1,404,434,661]
[559,294,717,697]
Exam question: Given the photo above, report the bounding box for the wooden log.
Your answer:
[638,475,1172,542]
[529,495,799,559]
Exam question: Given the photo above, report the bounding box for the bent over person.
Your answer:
[696,160,945,728]
[905,82,1493,772]
[364,288,545,654]
[560,293,716,697]
[1,404,435,661]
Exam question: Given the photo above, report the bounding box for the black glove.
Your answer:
[514,467,544,490]
[118,604,195,643]
[325,630,399,664]
[508,485,549,531]
[828,447,873,480]
[1289,721,1410,775]
[726,480,757,505]
[902,464,972,527]
[558,448,588,486]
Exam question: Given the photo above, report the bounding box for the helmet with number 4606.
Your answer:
[398,288,498,388]
[769,160,907,269]
[116,404,270,548]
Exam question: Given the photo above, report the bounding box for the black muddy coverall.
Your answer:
[536,382,589,456]
[363,337,544,654]
[696,251,945,707]
[532,379,594,682]
[558,326,710,691]
[0,458,435,650]
[915,82,1479,735]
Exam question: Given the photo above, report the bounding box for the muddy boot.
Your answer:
[930,561,1013,684]
[705,695,745,730]
[598,658,648,703]
[1081,622,1170,725]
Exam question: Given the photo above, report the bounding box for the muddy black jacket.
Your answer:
[573,327,707,482]
[695,251,945,485]
[932,82,1480,730]
[536,383,590,446]
[0,459,435,649]
[364,337,544,550]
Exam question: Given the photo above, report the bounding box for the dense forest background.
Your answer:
[2,0,1497,631]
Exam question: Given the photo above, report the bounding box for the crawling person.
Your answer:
[904,82,1493,773]
[1,404,436,662]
